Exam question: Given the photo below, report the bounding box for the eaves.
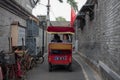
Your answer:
[0,0,38,20]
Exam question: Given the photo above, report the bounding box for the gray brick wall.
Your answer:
[15,0,32,13]
[77,0,120,75]
[0,7,26,51]
[0,0,34,51]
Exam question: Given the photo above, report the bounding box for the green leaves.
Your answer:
[56,16,66,21]
[58,0,78,12]
[67,0,78,12]
[58,0,63,2]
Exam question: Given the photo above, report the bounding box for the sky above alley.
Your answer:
[32,0,87,21]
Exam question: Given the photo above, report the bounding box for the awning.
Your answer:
[76,12,86,19]
[81,4,94,12]
[47,26,75,34]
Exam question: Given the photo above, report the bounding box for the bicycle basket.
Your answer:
[4,53,15,64]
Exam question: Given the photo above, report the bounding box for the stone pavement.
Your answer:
[26,54,86,80]
[26,53,102,80]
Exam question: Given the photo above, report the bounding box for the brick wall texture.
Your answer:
[0,3,26,51]
[77,0,120,75]
[15,0,32,13]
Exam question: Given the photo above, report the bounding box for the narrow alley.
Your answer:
[26,53,100,80]
[27,54,85,80]
[0,0,120,80]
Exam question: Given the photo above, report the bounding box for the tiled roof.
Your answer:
[50,21,70,27]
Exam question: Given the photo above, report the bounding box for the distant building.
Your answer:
[50,21,70,27]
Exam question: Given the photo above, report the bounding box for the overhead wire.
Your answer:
[37,3,57,19]
[33,1,47,9]
[35,1,67,26]
[36,1,60,21]
[38,2,47,7]
[50,7,57,20]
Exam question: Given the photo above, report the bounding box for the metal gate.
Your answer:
[26,19,39,55]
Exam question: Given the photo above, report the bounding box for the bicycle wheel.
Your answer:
[6,67,9,80]
[9,66,16,80]
[26,57,32,70]
[6,65,16,80]
[20,60,26,78]
[37,56,44,64]
[30,59,36,69]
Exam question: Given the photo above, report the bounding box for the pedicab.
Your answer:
[47,26,75,71]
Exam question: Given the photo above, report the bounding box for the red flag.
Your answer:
[70,7,76,27]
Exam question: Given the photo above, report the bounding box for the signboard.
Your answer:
[11,25,25,46]
[17,27,25,46]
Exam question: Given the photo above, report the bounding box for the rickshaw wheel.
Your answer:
[49,63,52,72]
[68,63,72,72]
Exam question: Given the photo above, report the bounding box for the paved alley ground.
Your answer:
[26,54,86,80]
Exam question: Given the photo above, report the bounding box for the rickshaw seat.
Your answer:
[49,43,72,50]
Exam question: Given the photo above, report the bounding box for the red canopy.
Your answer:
[47,26,75,34]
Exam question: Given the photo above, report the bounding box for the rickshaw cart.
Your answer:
[47,26,75,71]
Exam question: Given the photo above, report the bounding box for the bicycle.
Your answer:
[26,50,44,69]
[0,66,3,80]
[0,50,17,80]
[32,50,44,65]
[6,64,16,80]
[14,49,29,79]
